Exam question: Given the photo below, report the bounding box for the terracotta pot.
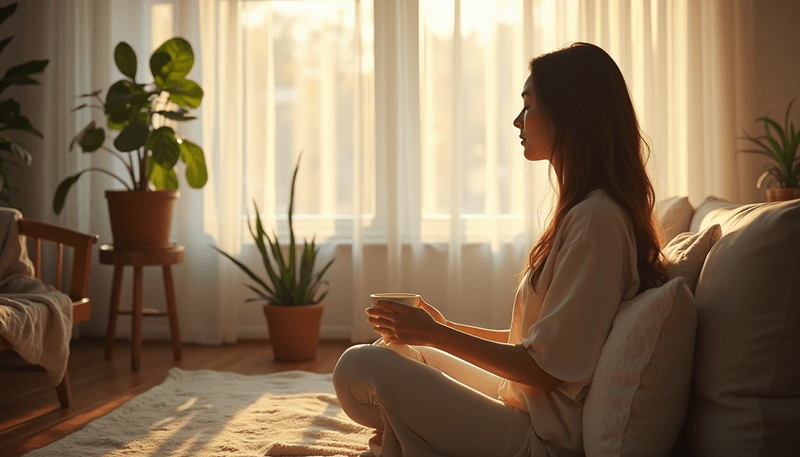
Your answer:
[105,190,179,250]
[263,303,324,362]
[766,187,800,202]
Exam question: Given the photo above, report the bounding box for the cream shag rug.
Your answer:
[25,368,372,457]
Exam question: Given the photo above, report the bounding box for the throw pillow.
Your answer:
[656,196,694,243]
[583,277,696,457]
[661,224,722,293]
[686,198,800,456]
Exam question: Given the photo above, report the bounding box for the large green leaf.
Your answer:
[113,121,149,152]
[147,159,179,190]
[105,79,136,124]
[114,41,137,80]
[146,126,180,169]
[164,78,203,109]
[151,38,194,85]
[149,51,171,83]
[178,139,207,188]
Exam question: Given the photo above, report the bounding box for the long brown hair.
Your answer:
[525,42,666,293]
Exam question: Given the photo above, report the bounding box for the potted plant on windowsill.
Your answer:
[212,154,335,362]
[52,38,207,249]
[740,99,800,202]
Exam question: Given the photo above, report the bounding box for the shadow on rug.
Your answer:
[26,368,372,457]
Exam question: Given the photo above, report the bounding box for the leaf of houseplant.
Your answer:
[759,118,789,162]
[308,256,334,303]
[113,121,149,152]
[255,209,290,303]
[152,37,194,85]
[75,123,105,152]
[0,99,43,137]
[244,284,278,303]
[147,159,179,190]
[107,117,126,131]
[178,139,207,188]
[163,78,203,109]
[52,172,84,215]
[146,125,180,169]
[0,37,12,57]
[0,136,31,165]
[3,59,48,80]
[114,41,137,80]
[149,51,171,83]
[105,80,136,124]
[156,109,196,121]
[210,244,278,302]
[0,2,17,28]
[0,111,42,137]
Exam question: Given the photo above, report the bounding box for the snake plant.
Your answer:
[213,154,334,306]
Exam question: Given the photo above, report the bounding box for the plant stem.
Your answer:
[101,145,136,183]
[84,167,133,190]
[139,146,148,190]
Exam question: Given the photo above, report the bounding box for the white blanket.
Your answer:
[0,208,73,384]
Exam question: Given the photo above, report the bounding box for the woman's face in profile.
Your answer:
[513,74,552,162]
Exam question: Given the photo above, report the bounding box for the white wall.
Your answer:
[750,0,800,202]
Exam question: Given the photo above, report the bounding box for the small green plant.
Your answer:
[53,37,207,215]
[740,99,800,189]
[212,154,334,306]
[0,2,48,210]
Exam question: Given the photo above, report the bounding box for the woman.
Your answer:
[332,42,667,457]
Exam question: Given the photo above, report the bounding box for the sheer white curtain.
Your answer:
[19,0,757,344]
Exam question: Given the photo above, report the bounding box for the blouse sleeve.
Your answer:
[520,208,636,387]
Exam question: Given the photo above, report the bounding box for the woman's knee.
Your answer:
[333,343,394,387]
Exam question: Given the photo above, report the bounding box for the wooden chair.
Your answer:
[0,218,98,408]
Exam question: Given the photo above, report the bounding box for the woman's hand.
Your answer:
[366,299,445,346]
[418,298,448,326]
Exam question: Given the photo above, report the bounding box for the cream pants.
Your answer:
[332,340,548,457]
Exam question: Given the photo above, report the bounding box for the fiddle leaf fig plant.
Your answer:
[0,1,49,210]
[740,99,800,189]
[212,154,335,306]
[53,37,207,215]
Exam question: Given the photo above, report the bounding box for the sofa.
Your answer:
[580,196,800,457]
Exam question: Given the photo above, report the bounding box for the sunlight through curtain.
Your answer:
[21,0,756,344]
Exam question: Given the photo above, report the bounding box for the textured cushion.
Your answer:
[583,277,696,457]
[662,224,722,293]
[686,198,800,456]
[656,196,694,242]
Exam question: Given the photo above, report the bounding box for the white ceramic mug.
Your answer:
[370,293,420,308]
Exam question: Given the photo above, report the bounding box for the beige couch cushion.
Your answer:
[685,198,800,456]
[688,196,738,233]
[584,277,696,457]
[657,196,694,242]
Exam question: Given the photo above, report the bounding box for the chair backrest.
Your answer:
[17,219,99,303]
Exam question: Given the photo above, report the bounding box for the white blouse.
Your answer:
[498,189,640,456]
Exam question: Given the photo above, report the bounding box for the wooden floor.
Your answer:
[0,338,353,457]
